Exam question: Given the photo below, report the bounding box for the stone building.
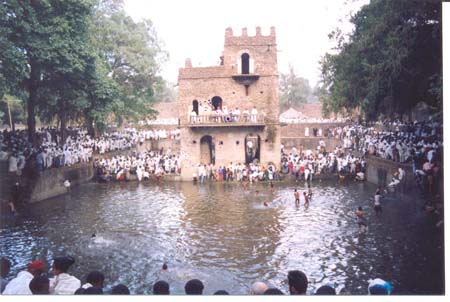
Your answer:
[178,27,280,180]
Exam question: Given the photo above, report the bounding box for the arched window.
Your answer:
[211,96,222,110]
[241,53,250,74]
[192,100,199,115]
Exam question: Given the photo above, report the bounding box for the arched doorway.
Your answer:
[245,134,260,164]
[241,53,250,74]
[200,135,215,164]
[211,96,222,110]
[192,100,199,115]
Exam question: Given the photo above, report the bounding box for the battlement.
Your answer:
[225,26,276,46]
[225,26,276,38]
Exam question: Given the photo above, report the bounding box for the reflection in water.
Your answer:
[0,180,444,294]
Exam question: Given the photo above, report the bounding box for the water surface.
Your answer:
[0,180,444,294]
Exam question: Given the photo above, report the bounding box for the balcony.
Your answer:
[232,74,260,86]
[187,114,266,128]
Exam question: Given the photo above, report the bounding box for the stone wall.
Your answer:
[281,137,342,152]
[365,156,415,191]
[29,162,94,202]
[280,122,348,138]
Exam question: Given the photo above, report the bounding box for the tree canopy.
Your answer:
[279,65,313,111]
[0,0,168,143]
[318,0,442,121]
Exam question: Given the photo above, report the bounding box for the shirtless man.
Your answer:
[356,206,368,233]
[307,184,313,201]
[303,192,310,208]
[294,189,300,206]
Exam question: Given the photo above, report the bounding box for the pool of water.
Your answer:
[0,180,444,295]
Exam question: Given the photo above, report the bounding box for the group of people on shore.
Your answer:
[190,106,261,123]
[281,144,366,182]
[0,257,392,295]
[93,148,181,182]
[194,162,279,183]
[1,127,179,176]
[279,117,350,124]
[329,119,442,165]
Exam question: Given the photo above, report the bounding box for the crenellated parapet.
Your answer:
[224,26,276,47]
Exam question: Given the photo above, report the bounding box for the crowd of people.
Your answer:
[330,119,442,196]
[281,144,366,182]
[0,127,180,175]
[0,256,393,295]
[190,106,262,123]
[93,148,181,182]
[194,162,279,183]
[330,120,442,165]
[279,117,350,124]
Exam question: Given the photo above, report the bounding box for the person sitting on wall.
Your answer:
[388,167,405,188]
[234,107,241,122]
[189,110,197,124]
[355,171,365,181]
[222,106,229,122]
[214,108,222,123]
[251,106,258,122]
[242,108,250,122]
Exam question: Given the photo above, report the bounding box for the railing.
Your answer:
[188,114,266,126]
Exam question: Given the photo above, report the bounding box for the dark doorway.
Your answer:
[192,100,199,115]
[200,135,215,164]
[245,134,260,164]
[211,96,222,110]
[241,53,250,74]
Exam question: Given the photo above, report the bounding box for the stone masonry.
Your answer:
[178,27,280,180]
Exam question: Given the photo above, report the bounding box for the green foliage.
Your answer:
[1,0,168,140]
[279,65,312,111]
[318,0,442,121]
[0,0,97,143]
[90,0,168,125]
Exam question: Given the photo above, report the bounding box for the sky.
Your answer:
[124,0,370,87]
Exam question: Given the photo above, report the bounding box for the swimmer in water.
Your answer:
[356,206,368,233]
[294,189,300,206]
[161,263,168,272]
[303,192,310,208]
[263,202,269,207]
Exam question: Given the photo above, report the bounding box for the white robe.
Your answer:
[2,271,33,294]
[49,273,81,295]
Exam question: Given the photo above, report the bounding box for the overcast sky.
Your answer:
[124,0,370,87]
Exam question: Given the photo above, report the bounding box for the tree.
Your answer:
[0,0,96,145]
[318,0,442,120]
[279,65,312,111]
[90,0,168,126]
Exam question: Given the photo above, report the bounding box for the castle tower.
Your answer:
[178,27,280,180]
